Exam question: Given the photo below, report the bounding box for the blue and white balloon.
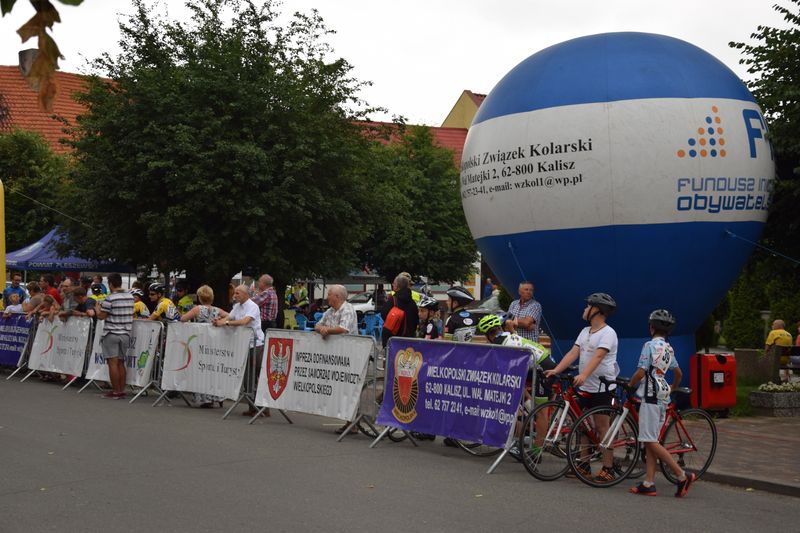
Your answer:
[461,32,774,378]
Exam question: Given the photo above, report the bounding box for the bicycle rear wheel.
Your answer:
[567,406,640,488]
[453,439,502,457]
[387,428,409,442]
[660,408,717,483]
[519,400,575,481]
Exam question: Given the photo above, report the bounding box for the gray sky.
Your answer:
[0,1,789,125]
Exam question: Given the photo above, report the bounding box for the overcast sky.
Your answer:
[0,1,790,125]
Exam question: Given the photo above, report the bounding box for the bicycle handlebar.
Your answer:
[549,365,579,383]
[599,375,635,393]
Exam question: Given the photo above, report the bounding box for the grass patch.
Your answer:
[730,384,759,417]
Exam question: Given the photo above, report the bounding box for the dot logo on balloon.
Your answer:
[676,105,726,159]
[170,334,198,371]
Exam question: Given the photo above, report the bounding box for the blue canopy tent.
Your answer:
[6,228,133,272]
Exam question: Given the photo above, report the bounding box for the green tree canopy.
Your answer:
[63,0,376,303]
[0,128,67,252]
[730,0,800,250]
[724,0,800,347]
[357,125,477,283]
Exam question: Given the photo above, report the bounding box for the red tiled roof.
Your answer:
[466,90,486,107]
[0,67,471,164]
[360,121,468,166]
[430,126,468,165]
[0,65,89,154]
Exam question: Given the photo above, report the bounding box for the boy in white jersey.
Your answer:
[546,292,619,481]
[628,309,696,497]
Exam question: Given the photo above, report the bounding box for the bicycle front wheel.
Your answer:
[519,400,575,481]
[660,408,717,483]
[567,405,640,488]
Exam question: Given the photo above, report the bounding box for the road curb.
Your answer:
[704,471,800,498]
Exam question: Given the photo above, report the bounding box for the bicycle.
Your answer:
[355,374,409,442]
[452,360,542,458]
[567,376,717,488]
[519,366,610,480]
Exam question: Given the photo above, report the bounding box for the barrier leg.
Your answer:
[486,446,512,475]
[369,426,392,449]
[6,365,25,380]
[221,391,255,420]
[247,406,268,425]
[78,379,105,394]
[336,416,362,443]
[61,375,79,390]
[152,389,174,407]
[360,417,381,437]
[20,369,37,382]
[129,381,161,404]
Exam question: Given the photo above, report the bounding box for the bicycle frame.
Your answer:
[541,377,587,446]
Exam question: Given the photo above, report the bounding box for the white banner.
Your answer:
[27,317,91,375]
[85,320,162,387]
[160,322,251,400]
[254,330,372,421]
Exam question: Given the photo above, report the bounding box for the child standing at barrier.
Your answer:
[3,293,23,315]
[545,293,619,482]
[130,289,149,319]
[417,296,440,340]
[628,309,696,497]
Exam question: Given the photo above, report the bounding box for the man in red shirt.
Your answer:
[39,274,62,306]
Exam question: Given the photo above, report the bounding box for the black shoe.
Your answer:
[443,437,459,447]
[675,471,697,498]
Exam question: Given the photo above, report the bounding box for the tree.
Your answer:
[724,1,800,345]
[62,0,376,306]
[723,268,766,350]
[357,125,477,283]
[1,0,85,111]
[0,128,68,251]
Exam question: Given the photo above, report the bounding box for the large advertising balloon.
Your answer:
[461,32,774,379]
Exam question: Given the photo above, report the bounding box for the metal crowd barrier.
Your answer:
[5,313,38,380]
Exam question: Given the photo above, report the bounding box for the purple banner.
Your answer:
[0,313,34,366]
[377,337,530,448]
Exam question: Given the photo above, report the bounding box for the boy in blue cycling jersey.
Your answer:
[628,309,696,497]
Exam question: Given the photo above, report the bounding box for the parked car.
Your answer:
[348,291,376,314]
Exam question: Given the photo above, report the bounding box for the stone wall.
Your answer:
[749,391,800,417]
[734,348,781,384]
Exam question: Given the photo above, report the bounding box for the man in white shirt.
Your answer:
[214,284,265,416]
[214,284,264,346]
[315,285,358,337]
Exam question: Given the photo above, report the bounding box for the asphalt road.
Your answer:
[1,377,797,533]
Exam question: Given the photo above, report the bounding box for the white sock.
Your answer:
[643,481,654,487]
[677,471,687,482]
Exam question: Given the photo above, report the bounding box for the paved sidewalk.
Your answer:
[705,416,800,497]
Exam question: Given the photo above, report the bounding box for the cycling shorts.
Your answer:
[576,390,614,411]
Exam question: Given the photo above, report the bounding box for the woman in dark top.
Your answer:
[380,275,419,347]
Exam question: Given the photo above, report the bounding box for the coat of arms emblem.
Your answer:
[267,337,293,400]
[392,347,423,423]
